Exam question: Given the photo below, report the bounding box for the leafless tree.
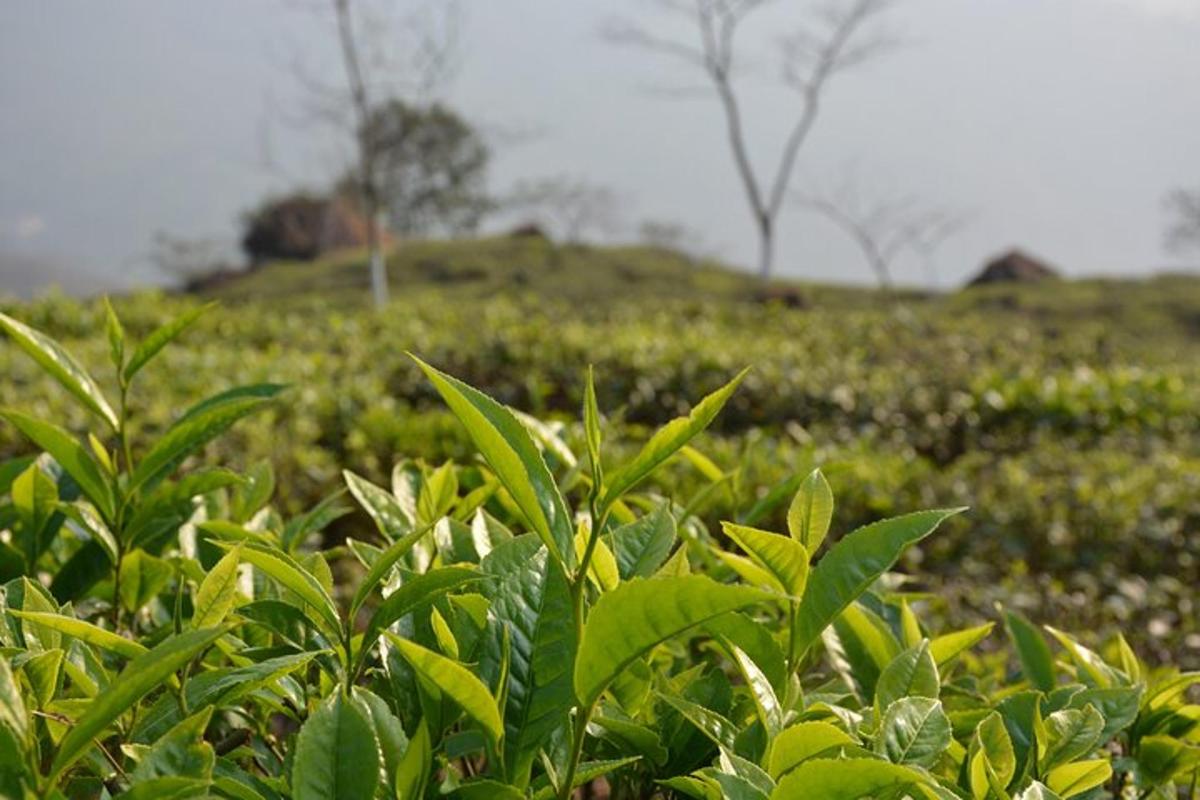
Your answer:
[289,0,461,307]
[504,176,624,244]
[604,0,900,281]
[795,175,966,289]
[1164,187,1200,256]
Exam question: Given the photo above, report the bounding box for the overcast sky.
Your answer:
[1,0,1198,296]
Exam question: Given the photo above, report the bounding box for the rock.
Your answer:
[968,250,1060,286]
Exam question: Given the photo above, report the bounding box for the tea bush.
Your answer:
[2,285,1197,665]
[1,308,1197,799]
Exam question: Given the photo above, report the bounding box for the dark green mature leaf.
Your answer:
[0,658,29,742]
[122,303,212,384]
[1005,609,1056,692]
[478,535,575,786]
[1040,707,1105,771]
[49,625,228,781]
[0,311,118,430]
[291,691,380,800]
[128,707,214,784]
[413,356,575,571]
[128,384,284,494]
[791,509,964,660]
[608,505,676,579]
[389,636,505,745]
[657,691,740,750]
[705,612,787,695]
[0,411,114,521]
[348,521,436,617]
[600,369,748,510]
[575,576,774,707]
[875,697,951,768]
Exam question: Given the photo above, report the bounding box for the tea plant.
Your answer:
[0,308,1197,799]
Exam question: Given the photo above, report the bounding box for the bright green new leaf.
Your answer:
[730,645,783,737]
[930,623,994,667]
[119,549,174,613]
[1040,706,1105,771]
[360,567,483,668]
[765,722,856,780]
[583,366,602,480]
[722,523,809,597]
[791,508,963,660]
[348,521,435,616]
[0,658,29,743]
[786,468,834,551]
[771,757,934,799]
[657,690,740,751]
[0,411,115,521]
[0,311,118,430]
[574,575,774,707]
[413,356,575,570]
[389,635,505,745]
[395,720,431,800]
[599,369,748,510]
[22,649,63,708]
[969,712,1016,799]
[876,697,951,768]
[9,610,147,659]
[1045,760,1113,798]
[344,469,413,541]
[1016,783,1063,800]
[49,625,228,781]
[292,692,381,800]
[219,543,340,638]
[192,545,241,628]
[122,303,213,384]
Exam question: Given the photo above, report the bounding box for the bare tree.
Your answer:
[605,0,899,281]
[1164,187,1200,256]
[795,174,965,290]
[289,0,461,307]
[504,176,624,244]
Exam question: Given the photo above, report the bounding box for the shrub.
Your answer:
[1,308,1197,799]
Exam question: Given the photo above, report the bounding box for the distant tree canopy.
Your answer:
[1165,187,1200,255]
[241,102,490,266]
[351,99,491,237]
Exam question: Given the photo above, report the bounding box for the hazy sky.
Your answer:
[2,0,1199,295]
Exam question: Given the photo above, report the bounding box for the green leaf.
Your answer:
[291,691,381,800]
[730,645,783,737]
[344,469,413,541]
[600,369,748,509]
[0,657,28,744]
[128,384,284,494]
[574,575,774,707]
[1136,735,1200,784]
[766,722,856,780]
[786,468,834,551]
[1005,609,1056,692]
[530,757,640,800]
[1045,760,1112,798]
[59,501,119,565]
[0,411,115,521]
[876,697,951,768]
[480,536,576,786]
[9,610,147,659]
[1016,783,1063,800]
[22,648,64,708]
[49,625,228,781]
[1045,627,1121,690]
[583,365,603,480]
[219,543,340,639]
[875,640,940,712]
[0,311,118,430]
[791,508,963,660]
[129,707,214,783]
[722,523,809,597]
[394,719,431,800]
[389,635,504,745]
[609,505,676,579]
[103,298,125,371]
[360,567,483,670]
[771,758,933,799]
[122,303,212,384]
[929,623,994,667]
[119,549,174,612]
[1040,707,1104,771]
[969,711,1016,799]
[413,355,575,570]
[657,690,740,751]
[192,545,241,628]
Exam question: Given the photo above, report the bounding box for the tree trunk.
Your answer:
[757,215,775,282]
[366,205,389,308]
